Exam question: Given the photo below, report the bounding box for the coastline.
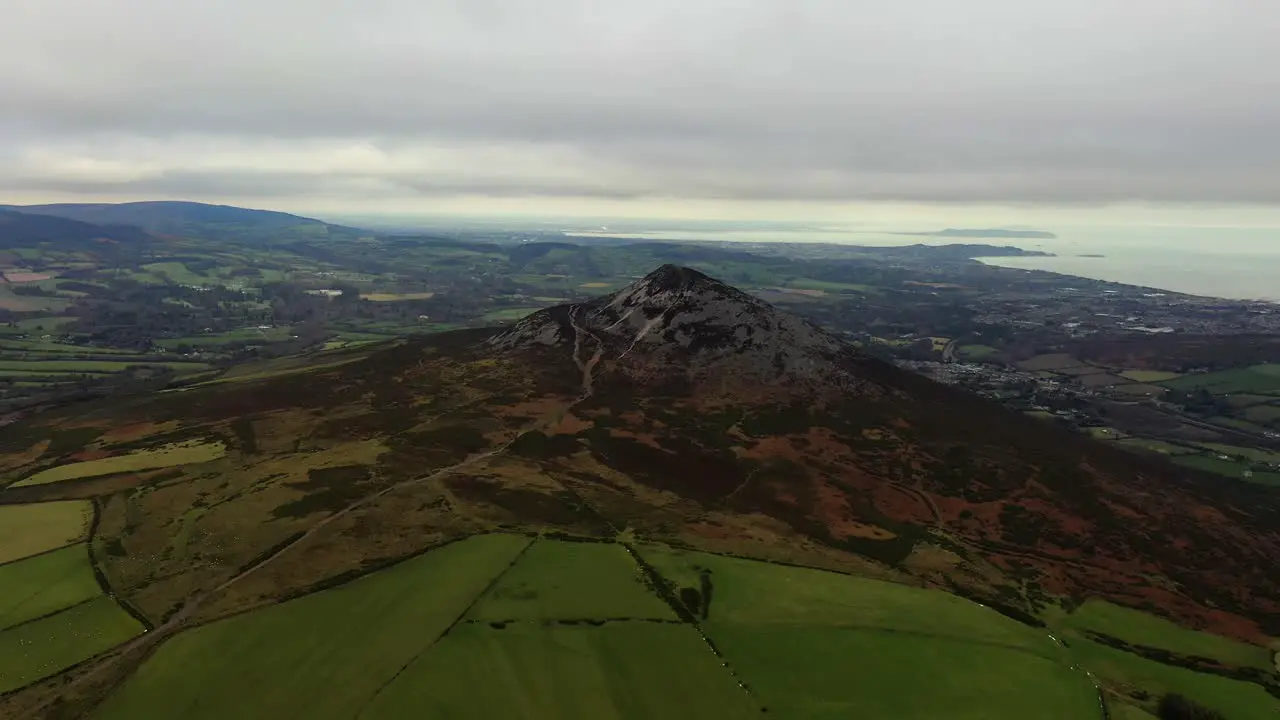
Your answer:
[975,252,1280,304]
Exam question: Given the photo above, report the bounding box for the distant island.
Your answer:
[897,228,1057,240]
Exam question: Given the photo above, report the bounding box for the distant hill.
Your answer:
[0,209,154,259]
[2,201,363,244]
[900,228,1057,240]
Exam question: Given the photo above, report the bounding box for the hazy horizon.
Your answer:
[5,1,1280,222]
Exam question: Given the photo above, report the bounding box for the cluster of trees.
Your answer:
[1156,693,1225,720]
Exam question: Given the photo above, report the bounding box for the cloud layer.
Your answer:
[3,0,1279,211]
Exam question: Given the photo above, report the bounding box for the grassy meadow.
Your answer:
[0,500,91,564]
[1058,600,1274,670]
[0,544,103,629]
[714,626,1096,720]
[94,534,531,720]
[1066,639,1279,720]
[0,596,144,694]
[468,539,674,621]
[14,440,226,487]
[362,622,761,720]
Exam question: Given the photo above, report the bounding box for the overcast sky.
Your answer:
[3,0,1279,223]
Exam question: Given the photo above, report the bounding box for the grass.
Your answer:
[1193,443,1280,465]
[1159,366,1280,395]
[140,262,214,286]
[782,278,877,293]
[0,501,92,564]
[469,540,675,621]
[1119,370,1182,383]
[1111,702,1158,720]
[639,545,1056,653]
[0,360,210,373]
[1059,600,1274,670]
[0,596,144,694]
[362,622,761,720]
[14,440,226,487]
[1207,415,1273,434]
[1087,427,1125,439]
[711,626,1098,720]
[13,316,77,330]
[1242,404,1280,424]
[0,286,70,313]
[1066,638,1279,720]
[482,307,541,322]
[958,344,1000,360]
[1170,454,1250,478]
[155,327,294,348]
[1115,437,1195,455]
[361,292,436,301]
[0,544,103,630]
[0,339,145,356]
[94,534,531,720]
[1225,394,1278,408]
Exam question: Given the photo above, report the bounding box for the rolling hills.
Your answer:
[0,265,1277,718]
[1,201,361,244]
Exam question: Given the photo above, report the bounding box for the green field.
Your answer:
[958,344,1000,360]
[1119,370,1182,383]
[0,339,144,355]
[0,596,145,694]
[0,544,103,629]
[141,262,216,286]
[640,546,1056,653]
[781,278,877,293]
[1115,437,1195,455]
[0,360,210,373]
[469,540,674,621]
[483,307,542,322]
[1111,702,1158,720]
[363,622,761,719]
[156,326,294,349]
[1194,443,1280,465]
[95,534,531,720]
[715,626,1096,719]
[1059,600,1274,670]
[1159,365,1280,394]
[0,500,92,564]
[1066,639,1279,720]
[14,440,226,487]
[1170,454,1280,485]
[11,316,78,332]
[1243,404,1280,424]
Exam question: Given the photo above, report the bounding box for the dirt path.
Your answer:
[568,305,604,397]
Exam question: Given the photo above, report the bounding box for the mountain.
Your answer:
[0,209,155,260]
[1,265,1278,716]
[2,201,362,244]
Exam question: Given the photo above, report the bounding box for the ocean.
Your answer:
[569,225,1280,302]
[973,226,1280,302]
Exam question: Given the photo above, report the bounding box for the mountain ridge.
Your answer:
[1,200,361,244]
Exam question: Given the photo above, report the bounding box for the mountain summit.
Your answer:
[492,265,875,393]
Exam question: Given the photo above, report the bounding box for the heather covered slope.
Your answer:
[1,266,1277,716]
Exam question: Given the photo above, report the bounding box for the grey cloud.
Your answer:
[2,0,1279,207]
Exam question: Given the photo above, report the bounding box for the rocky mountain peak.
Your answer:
[489,265,878,393]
